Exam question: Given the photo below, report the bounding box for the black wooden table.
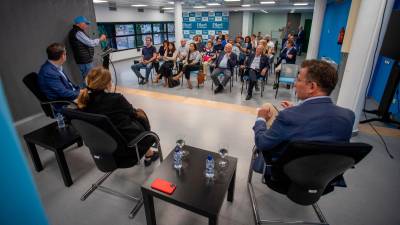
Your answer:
[23,122,82,187]
[141,145,237,225]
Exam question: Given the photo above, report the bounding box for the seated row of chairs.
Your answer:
[22,72,372,224]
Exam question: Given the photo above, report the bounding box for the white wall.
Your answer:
[94,5,174,61]
[252,13,287,37]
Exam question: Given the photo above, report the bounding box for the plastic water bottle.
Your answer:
[56,113,65,129]
[205,154,215,178]
[173,146,182,169]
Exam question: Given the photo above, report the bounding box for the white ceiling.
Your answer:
[94,0,314,13]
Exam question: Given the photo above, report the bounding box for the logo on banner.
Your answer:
[202,17,208,22]
[183,30,190,35]
[196,22,208,29]
[189,17,195,22]
[183,23,192,29]
[195,30,202,35]
[212,22,224,29]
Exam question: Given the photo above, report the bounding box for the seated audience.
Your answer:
[176,39,189,73]
[254,60,355,158]
[38,43,80,104]
[202,41,217,76]
[131,36,157,85]
[241,45,269,100]
[77,67,159,166]
[211,43,237,94]
[229,39,241,61]
[213,38,224,53]
[275,39,297,74]
[153,40,169,77]
[153,42,176,87]
[173,43,201,89]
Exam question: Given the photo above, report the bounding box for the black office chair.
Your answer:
[62,108,163,218]
[248,141,372,225]
[23,72,77,118]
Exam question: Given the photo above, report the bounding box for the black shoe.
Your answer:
[273,83,278,89]
[142,79,148,85]
[214,85,223,94]
[144,151,160,167]
[138,77,144,85]
[286,84,290,89]
[246,94,252,100]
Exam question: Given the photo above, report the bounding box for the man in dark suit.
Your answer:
[241,45,269,100]
[254,59,355,157]
[296,26,305,56]
[211,43,237,94]
[38,43,79,103]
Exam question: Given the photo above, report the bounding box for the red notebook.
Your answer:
[151,178,176,195]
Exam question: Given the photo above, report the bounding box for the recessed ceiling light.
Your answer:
[193,5,206,8]
[260,10,269,13]
[93,0,108,3]
[162,7,174,10]
[241,4,251,7]
[260,1,275,4]
[207,3,221,6]
[224,0,241,2]
[290,9,296,13]
[131,4,147,7]
[168,1,174,4]
[293,3,309,6]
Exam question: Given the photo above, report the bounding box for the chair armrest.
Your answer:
[127,131,160,148]
[41,100,77,107]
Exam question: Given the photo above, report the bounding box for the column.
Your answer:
[242,12,253,36]
[337,0,394,132]
[174,1,183,46]
[306,0,327,59]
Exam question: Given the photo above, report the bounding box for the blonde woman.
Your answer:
[77,67,159,166]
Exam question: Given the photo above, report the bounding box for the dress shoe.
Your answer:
[255,82,260,92]
[246,94,252,100]
[214,85,223,94]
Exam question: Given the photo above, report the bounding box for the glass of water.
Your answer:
[176,135,189,157]
[218,147,229,168]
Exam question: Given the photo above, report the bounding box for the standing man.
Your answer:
[131,36,157,85]
[69,16,106,84]
[296,26,305,56]
[211,43,237,94]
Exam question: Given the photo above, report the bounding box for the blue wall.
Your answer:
[0,82,49,225]
[318,0,352,64]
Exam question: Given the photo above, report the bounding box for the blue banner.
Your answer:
[182,11,229,40]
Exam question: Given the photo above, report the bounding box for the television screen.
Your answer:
[116,36,135,50]
[153,33,166,45]
[115,24,134,36]
[140,24,151,34]
[153,23,166,33]
[167,23,175,33]
[168,34,175,42]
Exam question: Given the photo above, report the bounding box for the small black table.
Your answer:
[141,145,237,225]
[23,122,83,187]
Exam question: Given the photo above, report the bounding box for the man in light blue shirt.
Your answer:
[211,43,237,94]
[68,16,106,84]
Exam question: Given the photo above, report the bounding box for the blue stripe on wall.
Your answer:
[0,82,49,225]
[318,0,352,63]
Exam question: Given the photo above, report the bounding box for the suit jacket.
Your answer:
[215,51,237,70]
[253,97,355,155]
[244,53,269,72]
[37,61,79,101]
[279,47,297,64]
[81,91,154,154]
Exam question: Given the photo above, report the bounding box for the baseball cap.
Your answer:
[74,16,91,25]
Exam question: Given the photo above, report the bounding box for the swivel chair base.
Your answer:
[247,146,329,225]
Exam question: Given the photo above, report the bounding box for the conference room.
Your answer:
[1,0,400,225]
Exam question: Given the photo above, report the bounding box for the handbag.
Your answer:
[168,77,180,88]
[197,70,206,85]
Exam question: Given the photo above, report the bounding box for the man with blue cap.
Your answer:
[68,16,106,85]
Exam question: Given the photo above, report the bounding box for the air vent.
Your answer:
[138,8,144,12]
[108,2,117,11]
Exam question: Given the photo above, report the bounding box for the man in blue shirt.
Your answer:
[131,36,157,85]
[68,16,106,83]
[38,43,79,103]
[254,60,355,157]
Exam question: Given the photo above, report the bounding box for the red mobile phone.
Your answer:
[151,178,176,195]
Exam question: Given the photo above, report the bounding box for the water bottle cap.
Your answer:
[207,154,213,160]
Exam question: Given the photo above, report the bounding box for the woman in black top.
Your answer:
[77,67,159,166]
[153,42,176,87]
[154,40,169,75]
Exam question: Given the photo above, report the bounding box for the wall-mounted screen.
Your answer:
[116,36,135,50]
[153,23,166,33]
[136,24,152,34]
[167,23,175,33]
[168,34,175,42]
[153,33,166,45]
[115,24,134,36]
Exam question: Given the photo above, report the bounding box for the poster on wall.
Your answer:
[182,11,229,41]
